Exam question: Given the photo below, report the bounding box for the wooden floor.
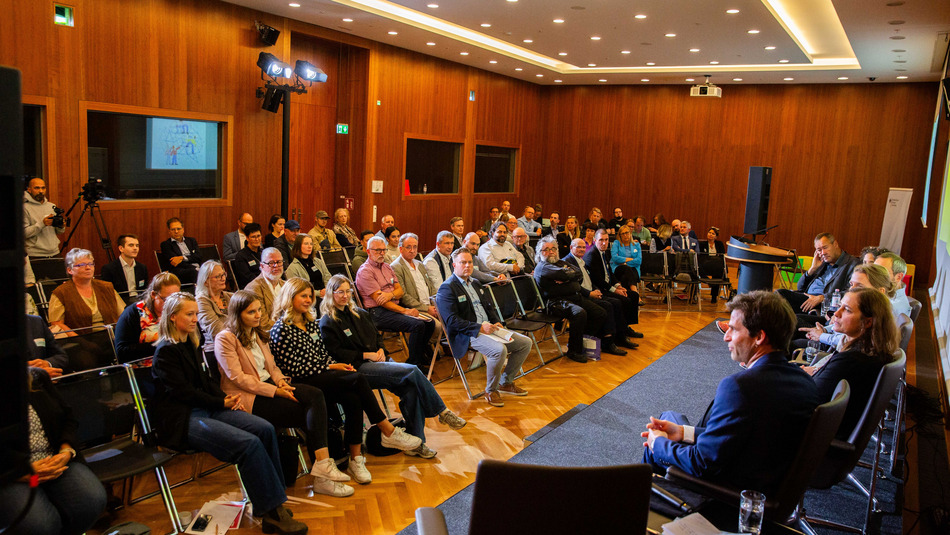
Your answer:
[92,302,729,535]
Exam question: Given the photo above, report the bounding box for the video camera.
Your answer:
[81,176,106,204]
[50,205,67,228]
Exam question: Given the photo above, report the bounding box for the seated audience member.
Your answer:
[320,275,465,458]
[651,224,673,253]
[374,214,395,239]
[589,230,643,337]
[500,200,512,217]
[26,314,68,378]
[23,177,66,258]
[49,248,125,335]
[309,210,341,251]
[582,222,598,248]
[558,215,581,258]
[196,260,232,363]
[350,230,374,274]
[424,231,456,286]
[159,217,203,285]
[464,232,506,283]
[245,248,286,332]
[274,219,299,267]
[479,206,500,238]
[114,272,182,363]
[566,238,638,350]
[875,252,912,317]
[610,226,643,290]
[586,207,609,233]
[435,248,532,407]
[533,203,544,225]
[629,216,652,246]
[860,245,888,264]
[641,291,819,496]
[671,220,699,252]
[534,236,622,362]
[778,232,859,314]
[543,211,561,237]
[151,293,308,534]
[223,212,254,261]
[479,221,524,275]
[356,237,436,367]
[391,233,443,341]
[806,288,898,437]
[517,206,542,236]
[232,222,264,289]
[268,278,422,483]
[285,234,331,298]
[333,208,359,248]
[503,213,519,235]
[382,226,401,264]
[510,227,537,274]
[608,208,627,235]
[215,290,354,497]
[0,367,107,535]
[100,233,149,304]
[648,213,668,234]
[263,214,285,249]
[449,217,466,250]
[698,226,727,303]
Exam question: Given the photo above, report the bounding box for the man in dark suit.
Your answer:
[100,234,149,304]
[26,313,69,377]
[641,291,819,496]
[778,232,860,314]
[564,238,637,350]
[509,226,537,274]
[159,217,202,284]
[222,212,253,261]
[435,248,532,407]
[671,221,699,252]
[583,230,643,338]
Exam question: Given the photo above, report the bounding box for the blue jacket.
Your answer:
[435,274,502,359]
[671,234,699,253]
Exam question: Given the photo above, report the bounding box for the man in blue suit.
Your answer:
[641,290,819,496]
[671,221,699,252]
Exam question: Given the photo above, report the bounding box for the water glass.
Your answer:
[739,489,765,534]
[805,339,821,363]
[821,300,830,317]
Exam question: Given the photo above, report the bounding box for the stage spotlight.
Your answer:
[295,60,328,83]
[261,86,283,113]
[257,52,292,78]
[256,21,280,46]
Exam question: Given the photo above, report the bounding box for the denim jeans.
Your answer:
[357,361,447,442]
[0,461,106,535]
[368,307,435,366]
[186,408,286,515]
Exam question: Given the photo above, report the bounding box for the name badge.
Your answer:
[310,332,320,341]
[249,260,257,266]
[343,329,353,337]
[138,280,146,287]
[311,265,319,272]
[34,338,45,347]
[458,295,467,302]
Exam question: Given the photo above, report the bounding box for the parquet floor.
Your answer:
[92,302,728,535]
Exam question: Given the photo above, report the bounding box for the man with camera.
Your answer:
[23,177,65,258]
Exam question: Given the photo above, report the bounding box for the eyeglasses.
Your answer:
[402,245,418,250]
[368,248,387,253]
[211,273,227,280]
[333,289,354,295]
[541,247,558,252]
[262,260,284,267]
[73,262,95,268]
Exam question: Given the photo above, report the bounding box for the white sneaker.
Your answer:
[380,426,423,451]
[347,455,372,485]
[312,476,355,497]
[403,442,437,459]
[311,457,351,482]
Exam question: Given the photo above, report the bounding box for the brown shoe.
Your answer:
[485,391,505,407]
[498,382,528,396]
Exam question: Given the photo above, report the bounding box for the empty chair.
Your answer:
[59,324,119,372]
[639,251,672,310]
[485,276,553,371]
[198,243,222,262]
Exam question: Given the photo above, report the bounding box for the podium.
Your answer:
[725,238,795,294]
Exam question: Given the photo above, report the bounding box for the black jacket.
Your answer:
[811,349,885,438]
[29,367,81,459]
[159,237,202,269]
[100,258,149,299]
[152,339,226,451]
[232,246,263,289]
[796,251,860,301]
[534,259,589,302]
[113,302,156,364]
[435,274,502,360]
[318,306,384,369]
[26,314,69,370]
[582,247,618,292]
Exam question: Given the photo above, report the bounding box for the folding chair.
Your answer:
[319,247,350,266]
[509,275,564,356]
[430,295,483,399]
[29,256,68,281]
[670,251,703,311]
[198,243,221,262]
[639,251,672,311]
[224,259,239,291]
[326,262,354,279]
[486,276,559,371]
[59,324,119,372]
[696,252,732,304]
[154,250,172,273]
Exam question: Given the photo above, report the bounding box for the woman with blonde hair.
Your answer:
[651,224,673,253]
[114,271,181,363]
[333,207,358,248]
[557,215,581,258]
[196,260,232,363]
[48,248,126,335]
[268,278,421,484]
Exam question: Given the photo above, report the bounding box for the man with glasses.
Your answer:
[777,232,858,314]
[356,237,435,368]
[159,217,203,284]
[479,206,501,239]
[392,233,443,343]
[583,230,643,342]
[629,216,652,246]
[245,247,286,332]
[435,248,532,407]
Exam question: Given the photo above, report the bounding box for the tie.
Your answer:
[600,251,610,283]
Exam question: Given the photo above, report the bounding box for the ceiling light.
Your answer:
[489,60,497,64]
[665,33,676,38]
[523,39,533,43]
[726,9,740,14]
[646,62,655,66]
[536,74,543,77]
[388,31,398,35]
[837,77,848,80]
[748,29,760,34]
[289,2,300,6]
[515,68,523,71]
[600,79,608,82]
[555,79,562,83]
[764,46,776,50]
[640,79,649,82]
[427,3,438,7]
[342,18,353,22]
[621,50,631,54]
[778,59,789,63]
[460,52,469,55]
[558,52,567,56]
[733,78,743,81]
[784,77,794,81]
[481,23,491,28]
[635,14,647,19]
[709,61,719,65]
[896,75,908,79]
[689,48,700,52]
[591,36,601,41]
[426,42,435,46]
[553,19,564,23]
[588,63,596,67]
[685,78,695,82]
[507,0,517,2]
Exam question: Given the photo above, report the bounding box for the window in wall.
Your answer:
[86,111,224,200]
[473,144,517,193]
[405,138,460,195]
[22,105,44,179]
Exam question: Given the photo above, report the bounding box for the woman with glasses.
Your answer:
[114,272,182,363]
[318,274,466,460]
[285,234,331,298]
[269,278,422,484]
[48,248,126,336]
[197,260,233,364]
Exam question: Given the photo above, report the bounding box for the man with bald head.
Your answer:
[223,212,254,261]
[23,177,65,258]
[375,214,396,239]
[465,232,505,284]
[517,206,542,236]
[509,227,537,274]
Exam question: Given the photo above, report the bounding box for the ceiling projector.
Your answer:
[690,75,721,98]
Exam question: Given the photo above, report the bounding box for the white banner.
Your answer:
[880,188,914,254]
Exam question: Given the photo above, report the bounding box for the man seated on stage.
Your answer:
[534,236,626,362]
[244,247,286,332]
[449,217,466,250]
[478,207,500,240]
[375,214,396,239]
[875,252,912,319]
[435,248,532,407]
[222,212,253,261]
[641,290,819,496]
[351,230,374,274]
[566,238,638,350]
[100,234,149,304]
[308,210,341,251]
[423,231,456,286]
[463,232,505,284]
[392,232,442,343]
[585,230,643,339]
[479,222,523,276]
[778,232,859,314]
[510,227,537,274]
[671,221,699,252]
[159,217,203,284]
[543,211,561,237]
[356,237,435,368]
[517,206,542,236]
[232,222,264,289]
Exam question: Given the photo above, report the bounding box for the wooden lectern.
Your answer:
[725,238,795,294]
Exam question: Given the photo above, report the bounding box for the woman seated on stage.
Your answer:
[151,292,308,535]
[215,290,354,497]
[284,234,331,298]
[48,248,126,335]
[650,224,673,253]
[114,272,181,363]
[557,216,581,258]
[268,278,422,484]
[318,274,466,459]
[196,261,232,365]
[610,225,642,291]
[805,287,898,437]
[697,226,727,303]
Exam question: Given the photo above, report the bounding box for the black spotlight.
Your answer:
[261,87,283,113]
[257,52,291,78]
[256,21,280,46]
[295,60,328,83]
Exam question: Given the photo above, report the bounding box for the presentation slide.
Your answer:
[145,118,218,170]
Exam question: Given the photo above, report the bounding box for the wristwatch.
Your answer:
[60,446,77,459]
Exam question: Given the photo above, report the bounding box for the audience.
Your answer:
[159,217,202,285]
[503,213,519,235]
[517,206,542,236]
[558,215,581,258]
[671,221,699,252]
[333,208,359,248]
[778,232,859,315]
[610,225,643,290]
[586,207,608,233]
[274,219,299,267]
[479,207,500,238]
[232,222,264,289]
[463,232,505,283]
[284,234,331,298]
[860,245,888,264]
[48,248,125,336]
[245,248,286,333]
[608,208,626,235]
[382,226,401,264]
[698,226,727,303]
[223,212,254,261]
[391,233,443,342]
[582,222,598,248]
[114,272,182,363]
[648,213,668,234]
[629,216,652,246]
[264,214,285,249]
[309,210,341,251]
[449,217,466,250]
[23,177,65,258]
[479,221,523,276]
[875,252,912,317]
[26,314,68,377]
[543,211,561,238]
[509,227,537,274]
[565,238,637,351]
[350,230,374,274]
[100,234,149,304]
[423,231,456,286]
[375,215,395,239]
[196,260,232,363]
[651,224,673,253]
[589,230,643,338]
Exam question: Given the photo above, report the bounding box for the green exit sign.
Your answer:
[336,124,349,134]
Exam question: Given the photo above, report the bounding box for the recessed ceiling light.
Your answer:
[523,39,533,43]
[890,36,906,40]
[427,3,438,8]
[784,77,794,81]
[665,33,676,38]
[709,61,719,65]
[889,20,905,25]
[764,46,776,50]
[685,78,695,82]
[837,76,848,80]
[635,14,647,19]
[726,9,740,14]
[640,79,649,82]
[460,52,469,55]
[555,79,562,83]
[892,49,906,53]
[553,19,564,24]
[289,2,300,7]
[588,63,597,67]
[481,23,491,28]
[591,36,601,40]
[733,78,743,81]
[515,68,523,71]
[388,31,398,35]
[600,79,608,82]
[621,50,631,54]
[426,42,435,46]
[507,0,517,2]
[646,62,655,66]
[558,52,567,56]
[897,75,908,79]
[342,18,353,22]
[536,74,544,77]
[748,29,760,34]
[489,60,497,64]
[778,59,789,63]
[689,48,700,52]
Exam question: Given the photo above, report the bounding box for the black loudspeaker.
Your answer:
[743,166,772,235]
[0,66,30,484]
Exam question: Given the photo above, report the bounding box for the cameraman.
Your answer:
[23,177,65,258]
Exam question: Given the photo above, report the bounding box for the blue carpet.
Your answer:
[398,320,902,534]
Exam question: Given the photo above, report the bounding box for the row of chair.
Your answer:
[639,251,732,311]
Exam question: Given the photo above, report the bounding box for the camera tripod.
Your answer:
[60,191,116,263]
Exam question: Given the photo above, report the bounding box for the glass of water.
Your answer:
[739,489,765,534]
[805,339,821,364]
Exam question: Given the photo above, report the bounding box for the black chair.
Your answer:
[907,296,921,323]
[54,365,181,533]
[665,380,851,533]
[326,262,354,279]
[26,284,48,321]
[509,274,564,356]
[416,460,653,535]
[198,243,221,262]
[30,256,68,281]
[670,251,703,310]
[224,259,239,291]
[59,325,119,372]
[37,277,67,305]
[696,252,732,303]
[430,295,482,398]
[319,247,350,266]
[639,251,672,311]
[153,250,172,273]
[485,276,557,371]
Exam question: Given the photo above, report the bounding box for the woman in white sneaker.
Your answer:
[319,275,466,460]
[269,278,422,484]
[215,290,353,497]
